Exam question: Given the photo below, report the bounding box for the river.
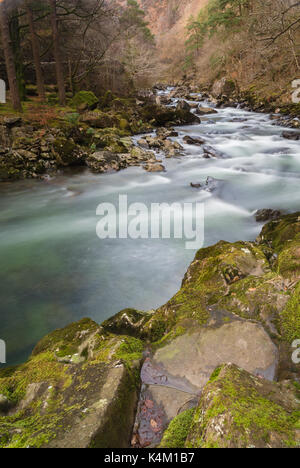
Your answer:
[1,94,300,365]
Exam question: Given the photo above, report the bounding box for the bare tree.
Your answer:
[0,0,22,111]
[25,0,45,100]
[49,0,66,105]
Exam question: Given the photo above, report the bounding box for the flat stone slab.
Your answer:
[153,321,278,389]
[133,320,279,447]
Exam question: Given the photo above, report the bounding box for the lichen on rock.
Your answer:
[185,364,300,448]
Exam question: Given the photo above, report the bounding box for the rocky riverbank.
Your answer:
[1,83,299,182]
[167,79,300,130]
[0,91,200,181]
[0,212,299,448]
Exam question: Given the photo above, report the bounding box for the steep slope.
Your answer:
[137,0,209,76]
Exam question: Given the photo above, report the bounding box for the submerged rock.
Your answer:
[196,106,218,116]
[203,145,225,159]
[183,135,205,145]
[282,131,300,141]
[255,209,282,222]
[144,163,165,172]
[185,364,300,448]
[190,176,225,193]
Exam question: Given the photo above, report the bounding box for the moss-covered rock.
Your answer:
[79,111,120,129]
[52,136,87,166]
[101,309,153,338]
[69,91,99,111]
[186,364,300,448]
[142,240,270,341]
[0,319,145,448]
[280,282,300,344]
[140,104,200,127]
[159,409,195,448]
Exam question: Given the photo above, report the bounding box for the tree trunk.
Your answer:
[9,10,26,101]
[49,0,66,105]
[25,0,45,100]
[0,0,22,111]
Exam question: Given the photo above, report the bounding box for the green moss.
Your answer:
[152,326,186,349]
[208,366,222,383]
[218,272,287,320]
[32,318,99,357]
[280,282,300,343]
[113,336,144,363]
[144,240,270,342]
[0,352,72,405]
[69,91,98,110]
[159,409,195,448]
[258,212,300,253]
[187,365,299,448]
[277,236,300,278]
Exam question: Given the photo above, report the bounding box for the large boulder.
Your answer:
[87,151,124,173]
[211,78,236,98]
[141,104,200,127]
[185,364,300,448]
[52,136,87,166]
[69,91,99,112]
[0,319,144,448]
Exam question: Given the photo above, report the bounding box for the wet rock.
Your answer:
[144,163,165,173]
[183,135,205,146]
[87,151,121,173]
[87,146,155,173]
[282,131,300,141]
[169,86,191,99]
[156,127,178,139]
[141,104,200,126]
[186,364,300,448]
[255,209,282,222]
[203,145,225,159]
[190,176,224,193]
[196,106,218,116]
[176,101,191,112]
[142,137,159,149]
[163,139,183,158]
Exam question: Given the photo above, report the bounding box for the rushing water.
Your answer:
[1,95,300,365]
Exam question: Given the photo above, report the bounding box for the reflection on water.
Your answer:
[0,101,300,365]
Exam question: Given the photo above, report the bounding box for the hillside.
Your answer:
[138,0,300,107]
[137,0,209,76]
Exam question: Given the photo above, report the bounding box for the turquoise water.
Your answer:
[1,102,300,365]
